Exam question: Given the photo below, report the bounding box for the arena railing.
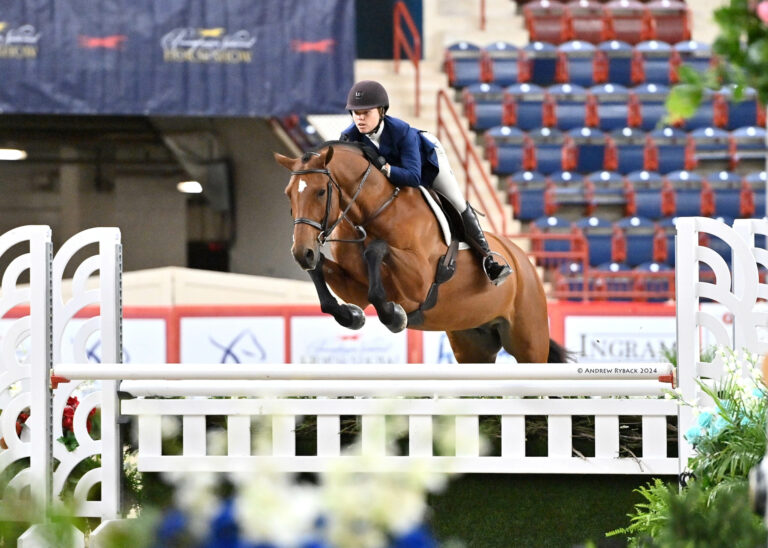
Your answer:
[393,1,421,118]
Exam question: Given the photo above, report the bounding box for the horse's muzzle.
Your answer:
[293,244,319,270]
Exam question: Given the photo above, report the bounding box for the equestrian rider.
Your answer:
[339,80,512,286]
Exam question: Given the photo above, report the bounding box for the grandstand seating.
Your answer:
[590,83,631,131]
[674,40,713,75]
[597,40,634,85]
[632,40,679,85]
[666,170,709,216]
[645,126,693,173]
[613,215,662,266]
[484,41,521,86]
[556,40,598,86]
[503,83,546,130]
[567,0,609,43]
[585,170,628,212]
[631,83,669,130]
[625,170,673,218]
[731,126,768,169]
[745,171,767,218]
[634,261,673,302]
[704,171,749,219]
[544,84,594,130]
[676,89,727,130]
[484,126,527,175]
[507,171,550,221]
[463,83,505,131]
[605,126,646,173]
[526,127,568,174]
[548,171,590,215]
[565,126,607,172]
[574,215,615,265]
[522,42,559,86]
[604,0,652,45]
[689,126,731,170]
[646,0,691,44]
[524,0,571,44]
[722,86,765,130]
[530,215,577,268]
[444,42,483,88]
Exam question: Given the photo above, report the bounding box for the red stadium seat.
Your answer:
[604,0,652,45]
[646,0,691,44]
[524,0,572,44]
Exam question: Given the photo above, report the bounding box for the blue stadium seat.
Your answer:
[722,86,765,130]
[731,126,768,169]
[484,41,521,86]
[690,126,731,169]
[545,83,592,130]
[463,83,505,131]
[549,171,590,215]
[575,215,615,266]
[444,42,483,88]
[484,126,527,175]
[634,40,676,85]
[632,83,670,131]
[585,170,628,212]
[704,171,745,219]
[566,127,607,173]
[528,127,567,174]
[605,0,651,45]
[523,41,559,86]
[507,171,549,221]
[597,40,634,86]
[674,40,712,75]
[745,171,767,218]
[504,83,546,130]
[666,170,705,216]
[657,216,676,266]
[556,40,598,87]
[634,261,673,302]
[626,170,672,219]
[555,260,587,301]
[679,89,727,130]
[591,83,631,131]
[530,215,575,268]
[592,261,633,301]
[615,215,658,266]
[606,127,647,174]
[646,126,691,173]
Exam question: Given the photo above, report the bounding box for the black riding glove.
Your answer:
[361,145,387,172]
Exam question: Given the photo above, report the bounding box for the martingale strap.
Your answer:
[406,239,460,327]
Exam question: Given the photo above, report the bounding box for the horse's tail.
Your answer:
[548,338,575,363]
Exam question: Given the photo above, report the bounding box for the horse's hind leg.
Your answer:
[308,255,365,330]
[363,239,407,333]
[446,326,502,363]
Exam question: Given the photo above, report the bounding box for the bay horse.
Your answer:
[275,143,569,363]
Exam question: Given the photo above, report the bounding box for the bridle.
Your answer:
[290,156,399,245]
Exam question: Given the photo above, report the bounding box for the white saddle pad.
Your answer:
[418,187,470,250]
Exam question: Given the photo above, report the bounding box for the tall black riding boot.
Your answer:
[461,204,512,286]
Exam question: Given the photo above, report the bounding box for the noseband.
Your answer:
[291,159,398,245]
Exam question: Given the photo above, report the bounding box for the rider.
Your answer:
[339,80,512,286]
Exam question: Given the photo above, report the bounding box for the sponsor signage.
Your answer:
[180,316,284,363]
[564,315,676,363]
[291,316,407,364]
[0,0,354,116]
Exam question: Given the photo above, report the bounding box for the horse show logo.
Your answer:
[0,22,41,59]
[161,26,256,64]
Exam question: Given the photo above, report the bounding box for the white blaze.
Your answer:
[298,179,308,193]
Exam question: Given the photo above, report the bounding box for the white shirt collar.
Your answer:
[367,119,385,148]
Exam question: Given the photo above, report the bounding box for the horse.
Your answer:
[275,143,569,363]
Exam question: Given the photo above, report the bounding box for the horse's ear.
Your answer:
[274,152,295,170]
[324,146,334,166]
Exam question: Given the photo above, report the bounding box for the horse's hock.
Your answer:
[0,217,765,541]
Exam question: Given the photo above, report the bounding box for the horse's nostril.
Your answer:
[305,249,315,263]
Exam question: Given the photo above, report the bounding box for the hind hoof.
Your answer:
[385,303,408,333]
[338,304,365,330]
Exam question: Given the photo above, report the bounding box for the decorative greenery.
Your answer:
[609,347,768,546]
[666,0,768,121]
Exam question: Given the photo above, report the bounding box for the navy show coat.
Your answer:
[340,115,440,188]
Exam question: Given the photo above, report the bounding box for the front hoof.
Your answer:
[385,303,408,333]
[338,304,365,330]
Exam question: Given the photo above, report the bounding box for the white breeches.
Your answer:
[421,132,468,212]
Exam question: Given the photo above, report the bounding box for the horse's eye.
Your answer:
[318,188,326,197]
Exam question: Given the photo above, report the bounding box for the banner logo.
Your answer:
[161,27,256,64]
[292,39,336,53]
[0,23,40,59]
[78,35,127,50]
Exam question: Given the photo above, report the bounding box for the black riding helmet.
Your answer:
[345,80,389,113]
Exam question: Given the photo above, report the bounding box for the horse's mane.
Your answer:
[300,140,367,164]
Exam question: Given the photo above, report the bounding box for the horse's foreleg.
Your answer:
[307,255,366,330]
[363,240,407,333]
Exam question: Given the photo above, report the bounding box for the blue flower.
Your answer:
[696,411,713,428]
[685,424,703,444]
[154,508,188,547]
[390,525,437,548]
[203,498,244,548]
[710,415,729,436]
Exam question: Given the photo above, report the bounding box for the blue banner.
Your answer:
[0,0,354,116]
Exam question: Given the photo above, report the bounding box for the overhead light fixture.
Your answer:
[0,148,27,161]
[177,180,203,194]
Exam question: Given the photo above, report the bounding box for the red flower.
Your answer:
[62,406,75,432]
[15,412,29,437]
